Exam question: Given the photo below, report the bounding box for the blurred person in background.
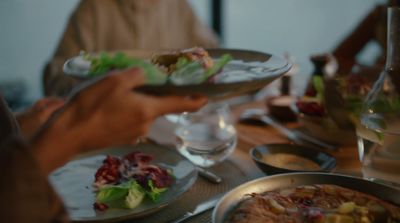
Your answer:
[332,3,387,75]
[0,68,206,222]
[44,0,219,96]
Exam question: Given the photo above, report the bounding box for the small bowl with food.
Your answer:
[250,143,336,175]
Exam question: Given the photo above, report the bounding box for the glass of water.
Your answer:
[175,102,237,167]
[356,6,400,187]
[357,115,400,186]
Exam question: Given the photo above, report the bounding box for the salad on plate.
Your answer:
[73,47,232,86]
[93,151,174,211]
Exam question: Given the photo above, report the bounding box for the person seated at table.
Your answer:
[0,68,207,222]
[332,3,387,75]
[44,0,219,96]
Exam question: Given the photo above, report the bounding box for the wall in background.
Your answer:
[0,0,79,102]
[224,0,382,95]
[0,0,383,102]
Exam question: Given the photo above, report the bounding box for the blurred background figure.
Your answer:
[332,3,387,75]
[43,0,219,96]
[0,0,387,108]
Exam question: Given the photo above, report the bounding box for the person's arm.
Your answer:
[0,97,19,142]
[333,5,382,74]
[15,97,65,139]
[0,137,68,223]
[0,96,67,222]
[0,68,206,222]
[34,68,207,175]
[44,0,96,96]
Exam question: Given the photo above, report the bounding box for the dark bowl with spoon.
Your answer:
[250,143,336,175]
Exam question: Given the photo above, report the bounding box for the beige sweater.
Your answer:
[44,0,219,96]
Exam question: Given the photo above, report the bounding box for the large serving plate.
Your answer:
[49,143,197,223]
[212,173,400,223]
[63,48,292,99]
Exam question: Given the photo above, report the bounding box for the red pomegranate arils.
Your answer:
[93,202,109,211]
[93,151,174,210]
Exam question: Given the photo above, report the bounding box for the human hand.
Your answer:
[15,97,65,138]
[66,68,207,149]
[32,68,207,175]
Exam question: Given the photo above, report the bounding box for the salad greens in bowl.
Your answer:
[63,48,292,99]
[83,48,232,86]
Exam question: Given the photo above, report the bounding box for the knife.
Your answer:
[260,114,337,150]
[168,194,223,223]
[240,109,337,150]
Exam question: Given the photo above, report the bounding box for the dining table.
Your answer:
[126,98,362,223]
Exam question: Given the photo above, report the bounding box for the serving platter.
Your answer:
[63,48,292,99]
[49,143,197,223]
[212,173,400,223]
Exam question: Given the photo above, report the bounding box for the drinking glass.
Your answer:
[357,124,400,186]
[356,6,400,187]
[175,102,237,167]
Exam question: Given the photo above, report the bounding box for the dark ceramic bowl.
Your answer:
[266,95,297,122]
[250,143,336,175]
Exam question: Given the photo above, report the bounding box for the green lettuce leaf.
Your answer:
[88,52,167,85]
[175,57,190,70]
[169,54,232,85]
[124,182,146,209]
[86,52,232,86]
[146,180,167,202]
[96,180,145,209]
[169,60,205,85]
[205,54,232,78]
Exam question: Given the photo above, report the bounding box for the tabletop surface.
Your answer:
[230,100,361,176]
[131,98,363,223]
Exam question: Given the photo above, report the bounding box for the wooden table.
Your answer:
[144,99,363,223]
[230,100,362,176]
[149,99,362,176]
